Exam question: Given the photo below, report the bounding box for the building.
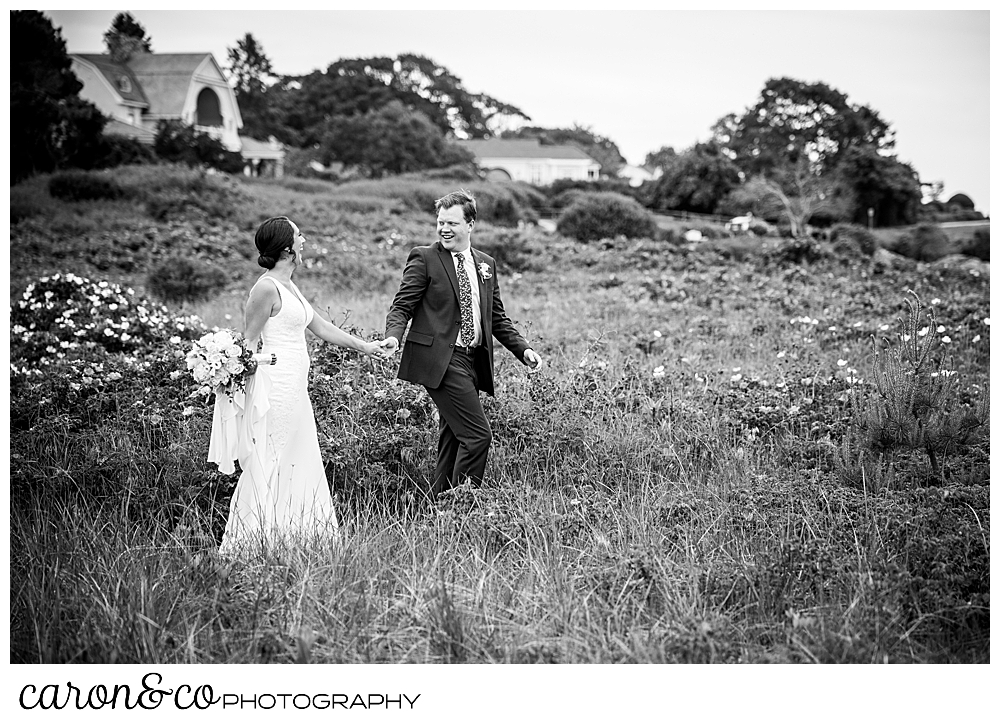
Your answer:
[617,164,662,188]
[456,138,599,185]
[69,52,284,177]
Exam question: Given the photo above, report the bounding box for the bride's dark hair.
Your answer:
[254,216,295,269]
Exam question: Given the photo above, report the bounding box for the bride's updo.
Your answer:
[255,216,294,269]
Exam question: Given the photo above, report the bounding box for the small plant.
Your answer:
[556,192,658,242]
[147,258,227,303]
[837,291,988,488]
[829,223,878,256]
[893,223,952,262]
[48,170,126,202]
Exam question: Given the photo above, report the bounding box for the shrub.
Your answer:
[147,258,228,303]
[893,224,952,262]
[962,229,989,261]
[829,223,879,257]
[154,120,244,174]
[556,192,658,242]
[96,136,157,168]
[748,221,771,237]
[471,227,534,274]
[11,273,204,368]
[48,170,126,202]
[764,236,829,265]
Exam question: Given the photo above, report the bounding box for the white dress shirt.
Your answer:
[453,249,482,347]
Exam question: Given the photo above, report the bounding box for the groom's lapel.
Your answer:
[434,242,460,302]
[471,248,490,330]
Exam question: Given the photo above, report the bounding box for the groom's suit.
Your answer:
[385,242,531,497]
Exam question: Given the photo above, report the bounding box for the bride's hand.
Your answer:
[361,340,384,358]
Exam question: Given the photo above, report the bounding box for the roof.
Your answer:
[240,136,285,160]
[103,118,157,144]
[71,54,149,106]
[456,138,596,162]
[127,53,215,116]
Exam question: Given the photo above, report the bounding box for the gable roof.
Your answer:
[457,138,596,162]
[72,53,149,106]
[126,53,216,116]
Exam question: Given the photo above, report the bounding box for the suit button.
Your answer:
[449,343,454,347]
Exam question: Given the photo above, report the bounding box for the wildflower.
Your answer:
[107,372,122,381]
[730,373,743,383]
[931,298,941,305]
[45,346,56,354]
[936,325,946,333]
[837,359,848,367]
[917,327,928,337]
[148,414,163,425]
[879,324,890,331]
[828,326,837,332]
[941,336,951,344]
[182,406,197,416]
[984,318,990,326]
[225,314,232,321]
[777,350,786,358]
[120,333,132,342]
[169,336,181,344]
[653,365,665,379]
[973,335,981,343]
[653,330,662,338]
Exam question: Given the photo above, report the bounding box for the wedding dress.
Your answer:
[214,275,338,556]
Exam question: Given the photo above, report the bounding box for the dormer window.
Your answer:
[117,75,131,93]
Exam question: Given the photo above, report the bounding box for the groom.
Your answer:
[382,189,541,499]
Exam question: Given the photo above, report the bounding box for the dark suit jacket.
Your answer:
[385,242,530,396]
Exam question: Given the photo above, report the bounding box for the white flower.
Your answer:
[917,327,928,337]
[941,336,951,344]
[169,336,181,344]
[984,318,990,326]
[730,373,743,383]
[837,359,848,367]
[777,350,786,358]
[973,335,981,343]
[477,262,492,280]
[653,330,662,338]
[931,298,941,305]
[653,365,665,378]
[936,325,946,333]
[225,358,243,374]
[182,406,197,416]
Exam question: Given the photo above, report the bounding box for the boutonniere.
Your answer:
[478,262,492,281]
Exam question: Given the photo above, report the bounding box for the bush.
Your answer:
[11,273,205,368]
[894,223,952,262]
[764,236,830,265]
[748,221,771,237]
[471,228,535,274]
[147,258,228,303]
[556,192,658,242]
[962,229,989,261]
[48,170,126,202]
[96,136,157,168]
[154,120,244,174]
[829,223,879,257]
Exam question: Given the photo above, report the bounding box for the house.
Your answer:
[617,164,661,188]
[726,212,755,233]
[69,52,284,177]
[455,138,600,185]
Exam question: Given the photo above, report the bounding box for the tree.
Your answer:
[643,145,679,175]
[836,145,922,227]
[729,158,849,237]
[10,10,107,182]
[104,11,152,63]
[713,77,895,177]
[269,54,529,148]
[501,125,627,176]
[154,120,244,174]
[646,141,741,214]
[319,101,475,178]
[227,33,276,140]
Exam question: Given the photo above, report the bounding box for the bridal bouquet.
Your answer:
[186,329,275,397]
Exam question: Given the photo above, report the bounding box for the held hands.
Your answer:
[379,337,399,358]
[523,348,543,370]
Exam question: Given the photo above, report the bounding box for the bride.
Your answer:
[218,215,383,556]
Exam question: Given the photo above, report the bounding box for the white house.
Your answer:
[726,212,755,233]
[69,52,284,177]
[456,138,600,185]
[617,164,661,188]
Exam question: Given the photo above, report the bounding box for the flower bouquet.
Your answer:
[186,329,275,397]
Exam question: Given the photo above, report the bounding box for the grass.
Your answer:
[9,166,991,665]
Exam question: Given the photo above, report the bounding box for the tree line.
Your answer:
[13,10,973,230]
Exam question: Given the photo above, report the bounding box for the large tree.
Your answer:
[713,77,895,177]
[319,101,475,178]
[227,33,276,140]
[104,11,152,63]
[269,54,528,148]
[11,10,106,182]
[836,145,922,227]
[646,141,741,214]
[501,124,627,176]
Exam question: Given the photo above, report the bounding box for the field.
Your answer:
[9,165,990,665]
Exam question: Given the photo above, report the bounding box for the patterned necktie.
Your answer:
[454,252,475,346]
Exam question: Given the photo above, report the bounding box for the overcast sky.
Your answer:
[45,6,990,214]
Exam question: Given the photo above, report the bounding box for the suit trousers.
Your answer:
[425,348,492,498]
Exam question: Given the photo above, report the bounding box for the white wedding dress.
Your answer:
[213,276,338,556]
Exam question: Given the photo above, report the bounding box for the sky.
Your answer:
[43,6,991,214]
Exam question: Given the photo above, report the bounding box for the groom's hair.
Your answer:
[255,216,294,269]
[435,189,477,224]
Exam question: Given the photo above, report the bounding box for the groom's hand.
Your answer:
[523,349,542,369]
[380,337,399,357]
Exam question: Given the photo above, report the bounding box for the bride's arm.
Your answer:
[244,283,279,348]
[307,314,381,356]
